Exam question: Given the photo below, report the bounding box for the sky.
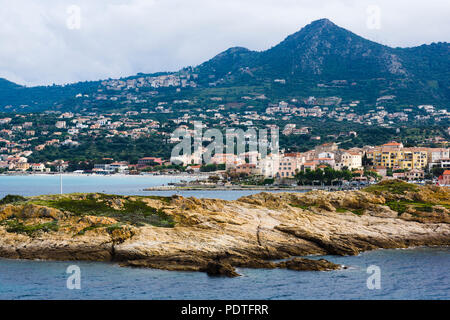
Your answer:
[1,0,449,87]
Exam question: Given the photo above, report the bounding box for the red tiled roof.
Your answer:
[383,142,402,146]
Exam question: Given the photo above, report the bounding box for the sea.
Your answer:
[0,174,448,300]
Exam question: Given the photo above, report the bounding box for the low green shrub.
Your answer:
[2,219,59,236]
[0,195,27,205]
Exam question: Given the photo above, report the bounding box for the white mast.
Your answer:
[60,165,63,194]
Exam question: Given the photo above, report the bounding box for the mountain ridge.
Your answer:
[194,18,449,104]
[197,18,447,79]
[0,18,449,111]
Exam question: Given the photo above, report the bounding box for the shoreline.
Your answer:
[0,173,207,179]
[144,185,362,192]
[1,181,449,277]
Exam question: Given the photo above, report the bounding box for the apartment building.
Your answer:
[257,154,280,178]
[369,142,428,170]
[428,148,450,169]
[277,154,301,178]
[336,151,363,170]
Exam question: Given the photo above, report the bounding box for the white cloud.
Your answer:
[0,0,448,86]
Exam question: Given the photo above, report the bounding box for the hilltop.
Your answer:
[0,19,449,112]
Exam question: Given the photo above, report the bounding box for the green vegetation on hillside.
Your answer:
[1,219,59,236]
[0,195,27,205]
[30,194,175,227]
[364,180,419,194]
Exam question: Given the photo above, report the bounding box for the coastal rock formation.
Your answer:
[0,181,449,277]
[202,261,240,277]
[277,258,341,271]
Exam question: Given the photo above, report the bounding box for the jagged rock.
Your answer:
[0,204,64,221]
[367,205,398,218]
[277,258,341,271]
[109,226,135,244]
[81,215,117,225]
[202,261,240,277]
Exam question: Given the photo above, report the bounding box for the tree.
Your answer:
[305,169,316,185]
[342,169,353,181]
[208,175,220,183]
[323,167,336,185]
[362,153,372,166]
[431,167,445,178]
[364,169,381,181]
[387,168,393,177]
[295,171,307,185]
[314,168,325,186]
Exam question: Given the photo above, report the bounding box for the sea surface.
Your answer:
[0,175,448,300]
[0,174,291,200]
[0,247,448,300]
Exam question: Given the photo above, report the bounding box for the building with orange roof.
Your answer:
[438,170,450,186]
[382,141,404,149]
[370,142,428,170]
[335,151,362,170]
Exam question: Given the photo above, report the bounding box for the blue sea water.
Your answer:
[0,175,448,300]
[0,247,448,300]
[0,174,282,200]
[0,174,191,198]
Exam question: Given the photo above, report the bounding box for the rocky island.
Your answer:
[0,180,448,277]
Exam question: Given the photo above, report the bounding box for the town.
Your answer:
[0,102,449,186]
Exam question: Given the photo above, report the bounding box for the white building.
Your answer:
[55,121,66,129]
[428,148,450,169]
[257,154,280,178]
[335,151,362,170]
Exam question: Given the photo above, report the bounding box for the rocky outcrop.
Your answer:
[0,183,449,277]
[277,258,341,271]
[202,261,240,277]
[0,203,65,221]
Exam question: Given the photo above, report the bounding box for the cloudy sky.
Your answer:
[1,0,449,86]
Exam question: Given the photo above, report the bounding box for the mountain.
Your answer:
[195,18,450,104]
[0,78,22,89]
[0,18,449,112]
[0,78,25,109]
[198,19,405,79]
[0,79,100,112]
[0,78,22,97]
[260,18,407,78]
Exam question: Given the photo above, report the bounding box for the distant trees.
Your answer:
[431,167,445,178]
[200,163,226,172]
[29,134,172,164]
[295,167,354,186]
[363,169,382,181]
[294,167,382,186]
[66,161,94,172]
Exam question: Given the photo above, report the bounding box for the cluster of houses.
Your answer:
[170,142,362,178]
[0,112,162,160]
[170,141,450,184]
[2,140,450,185]
[91,157,165,174]
[263,101,449,127]
[94,73,198,103]
[0,157,68,173]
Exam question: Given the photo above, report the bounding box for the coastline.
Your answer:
[0,172,207,180]
[143,185,361,192]
[0,181,449,277]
